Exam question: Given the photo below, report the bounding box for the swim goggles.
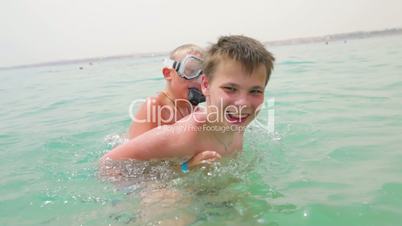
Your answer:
[163,55,203,80]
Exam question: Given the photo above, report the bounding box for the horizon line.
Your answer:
[1,27,401,70]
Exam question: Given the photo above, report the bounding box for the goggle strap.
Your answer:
[163,58,181,72]
[163,58,174,67]
[173,61,181,71]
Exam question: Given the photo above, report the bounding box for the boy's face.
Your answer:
[202,59,267,128]
[166,52,203,100]
[170,70,201,100]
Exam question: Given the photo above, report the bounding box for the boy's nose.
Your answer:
[234,94,250,107]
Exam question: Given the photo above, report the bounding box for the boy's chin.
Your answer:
[224,115,252,128]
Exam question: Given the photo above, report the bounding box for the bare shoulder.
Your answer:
[169,113,204,148]
[132,96,158,117]
[128,96,160,139]
[176,107,208,133]
[190,106,208,126]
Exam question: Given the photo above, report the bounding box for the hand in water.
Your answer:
[187,150,221,169]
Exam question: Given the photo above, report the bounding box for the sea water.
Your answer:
[0,35,401,226]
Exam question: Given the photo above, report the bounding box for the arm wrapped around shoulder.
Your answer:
[101,123,197,161]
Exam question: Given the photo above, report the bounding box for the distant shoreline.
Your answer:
[264,28,402,46]
[1,28,401,70]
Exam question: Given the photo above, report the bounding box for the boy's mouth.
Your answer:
[226,112,250,124]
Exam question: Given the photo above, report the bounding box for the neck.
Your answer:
[204,107,247,138]
[205,120,238,137]
[161,89,192,118]
[165,87,193,108]
[163,87,176,100]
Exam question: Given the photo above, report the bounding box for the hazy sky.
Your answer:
[1,0,401,67]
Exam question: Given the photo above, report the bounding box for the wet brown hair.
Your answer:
[203,35,275,85]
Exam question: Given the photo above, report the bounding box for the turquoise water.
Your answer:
[1,35,402,226]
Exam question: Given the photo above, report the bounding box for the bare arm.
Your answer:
[128,118,157,140]
[103,122,197,161]
[128,98,158,139]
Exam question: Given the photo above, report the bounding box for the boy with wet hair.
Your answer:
[103,35,275,172]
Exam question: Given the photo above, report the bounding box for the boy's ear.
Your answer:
[201,75,209,96]
[162,68,172,80]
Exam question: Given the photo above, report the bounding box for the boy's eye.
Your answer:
[250,89,263,95]
[223,86,237,92]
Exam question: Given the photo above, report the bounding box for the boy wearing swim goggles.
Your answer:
[104,35,275,172]
[128,44,205,140]
[163,55,204,80]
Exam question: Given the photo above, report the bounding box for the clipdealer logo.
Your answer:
[128,97,275,133]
